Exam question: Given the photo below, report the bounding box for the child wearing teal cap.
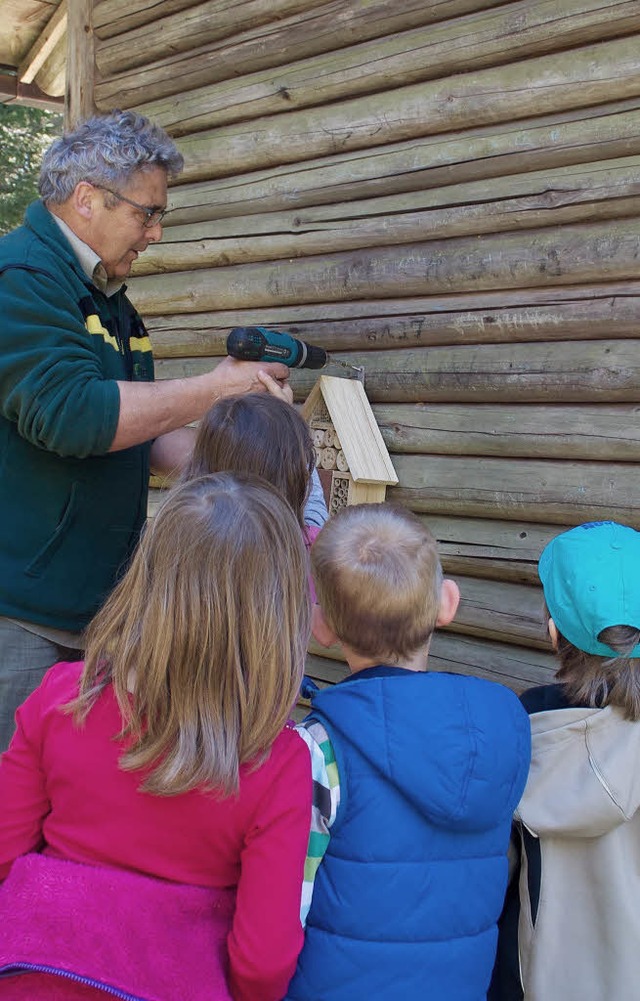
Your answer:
[490,521,640,1001]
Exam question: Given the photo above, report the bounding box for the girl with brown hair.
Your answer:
[183,389,324,536]
[0,473,312,1001]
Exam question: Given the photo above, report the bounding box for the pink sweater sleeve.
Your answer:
[0,678,50,880]
[227,730,312,1001]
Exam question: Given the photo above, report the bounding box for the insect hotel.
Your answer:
[302,375,397,512]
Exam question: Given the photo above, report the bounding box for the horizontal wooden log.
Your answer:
[391,455,640,526]
[95,0,329,76]
[134,156,640,275]
[128,219,640,314]
[166,96,640,223]
[306,634,557,692]
[154,340,640,405]
[143,282,640,356]
[374,404,640,460]
[429,633,556,691]
[452,576,548,649]
[94,0,200,37]
[424,515,566,584]
[173,37,640,184]
[134,0,640,134]
[95,0,505,109]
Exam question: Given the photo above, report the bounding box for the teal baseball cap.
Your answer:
[539,521,640,658]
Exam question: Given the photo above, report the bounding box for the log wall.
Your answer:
[94,0,640,693]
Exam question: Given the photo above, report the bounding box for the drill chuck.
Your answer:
[226,326,327,370]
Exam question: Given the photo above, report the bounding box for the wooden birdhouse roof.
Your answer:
[302,375,398,486]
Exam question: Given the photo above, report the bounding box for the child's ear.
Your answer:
[436,578,460,628]
[548,618,559,649]
[311,604,338,648]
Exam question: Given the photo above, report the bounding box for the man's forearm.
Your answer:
[150,427,196,479]
[108,358,289,452]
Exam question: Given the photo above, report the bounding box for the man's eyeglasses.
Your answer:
[94,185,167,228]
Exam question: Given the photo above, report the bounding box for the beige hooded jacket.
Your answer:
[516,703,640,1001]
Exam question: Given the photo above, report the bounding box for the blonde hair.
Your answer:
[311,504,443,660]
[183,393,316,529]
[72,473,311,796]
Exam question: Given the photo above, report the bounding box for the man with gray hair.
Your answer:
[0,110,294,749]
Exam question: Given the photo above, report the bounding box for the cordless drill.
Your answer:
[226,326,327,369]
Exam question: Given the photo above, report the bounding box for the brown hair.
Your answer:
[552,618,640,720]
[183,393,316,529]
[72,473,311,796]
[311,503,443,660]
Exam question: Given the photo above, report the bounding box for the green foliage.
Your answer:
[0,104,63,235]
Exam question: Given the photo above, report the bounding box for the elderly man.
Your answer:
[0,110,307,749]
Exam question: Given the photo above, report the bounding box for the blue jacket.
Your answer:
[287,666,531,1001]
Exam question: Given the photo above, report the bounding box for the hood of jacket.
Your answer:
[311,666,530,833]
[517,703,640,838]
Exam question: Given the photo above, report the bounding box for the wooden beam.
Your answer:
[18,0,68,85]
[95,0,508,110]
[66,0,95,128]
[95,0,334,77]
[141,282,640,357]
[154,339,640,405]
[132,155,640,276]
[134,0,640,137]
[425,515,565,585]
[373,404,640,461]
[128,218,640,315]
[172,35,640,184]
[0,72,64,110]
[390,454,640,527]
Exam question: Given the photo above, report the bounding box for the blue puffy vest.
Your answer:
[286,667,530,1001]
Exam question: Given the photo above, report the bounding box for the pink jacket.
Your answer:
[0,852,234,1000]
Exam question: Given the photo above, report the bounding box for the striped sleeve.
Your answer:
[295,718,340,926]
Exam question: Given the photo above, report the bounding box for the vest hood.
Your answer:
[311,668,530,833]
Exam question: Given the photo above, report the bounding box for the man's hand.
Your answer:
[213,357,290,400]
[110,359,291,453]
[256,368,294,405]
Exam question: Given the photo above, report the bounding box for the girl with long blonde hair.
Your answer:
[0,473,312,1001]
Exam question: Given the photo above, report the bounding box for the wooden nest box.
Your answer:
[302,375,398,512]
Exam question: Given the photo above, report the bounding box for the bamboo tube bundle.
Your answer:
[330,475,351,514]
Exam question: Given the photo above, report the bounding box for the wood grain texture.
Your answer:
[172,36,640,184]
[142,283,640,356]
[128,219,640,314]
[132,0,640,135]
[95,0,333,76]
[94,0,510,106]
[374,404,640,460]
[390,455,640,526]
[65,0,94,125]
[425,515,566,584]
[133,156,640,275]
[154,340,640,405]
[164,97,640,223]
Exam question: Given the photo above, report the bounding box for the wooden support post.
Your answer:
[66,0,95,128]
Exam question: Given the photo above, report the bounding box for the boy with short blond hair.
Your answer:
[290,503,531,1001]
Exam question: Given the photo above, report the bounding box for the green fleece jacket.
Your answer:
[0,200,154,630]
